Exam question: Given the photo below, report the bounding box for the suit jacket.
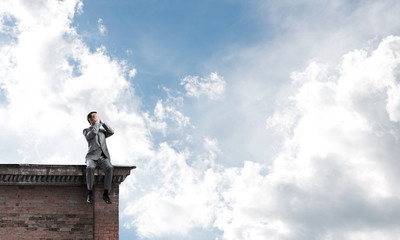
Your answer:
[83,122,114,162]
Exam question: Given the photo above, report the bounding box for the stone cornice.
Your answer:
[0,164,136,186]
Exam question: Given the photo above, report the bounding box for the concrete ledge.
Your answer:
[0,164,136,186]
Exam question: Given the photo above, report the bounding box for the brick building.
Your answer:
[0,164,135,239]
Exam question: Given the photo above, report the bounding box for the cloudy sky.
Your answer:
[2,0,400,239]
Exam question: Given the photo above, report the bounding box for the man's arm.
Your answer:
[102,123,114,138]
[83,122,101,140]
[98,115,114,138]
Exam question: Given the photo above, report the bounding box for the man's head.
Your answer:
[87,111,98,126]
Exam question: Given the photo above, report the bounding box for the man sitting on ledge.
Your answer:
[83,111,114,204]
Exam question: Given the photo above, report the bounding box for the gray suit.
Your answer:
[83,122,114,191]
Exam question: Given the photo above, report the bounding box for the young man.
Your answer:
[83,111,114,204]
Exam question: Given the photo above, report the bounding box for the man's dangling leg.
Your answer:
[98,156,114,204]
[86,160,97,204]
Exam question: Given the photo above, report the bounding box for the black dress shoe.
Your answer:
[87,193,93,204]
[103,193,112,204]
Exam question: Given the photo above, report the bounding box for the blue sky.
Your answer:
[3,0,400,239]
[71,0,280,168]
[74,0,261,101]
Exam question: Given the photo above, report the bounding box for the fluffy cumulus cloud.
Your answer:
[220,36,400,240]
[121,141,221,238]
[0,0,151,165]
[121,36,400,240]
[181,72,226,100]
[260,36,400,239]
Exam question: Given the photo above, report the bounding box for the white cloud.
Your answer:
[128,68,137,79]
[97,18,106,35]
[258,35,400,239]
[0,0,151,165]
[144,94,191,137]
[122,36,400,240]
[121,142,222,238]
[181,72,226,100]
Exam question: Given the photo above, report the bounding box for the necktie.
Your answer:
[97,134,101,146]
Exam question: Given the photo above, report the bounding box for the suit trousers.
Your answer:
[86,156,114,191]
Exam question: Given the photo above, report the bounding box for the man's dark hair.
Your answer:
[87,111,97,123]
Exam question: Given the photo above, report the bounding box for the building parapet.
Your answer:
[0,164,135,186]
[0,163,135,239]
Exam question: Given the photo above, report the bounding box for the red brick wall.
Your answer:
[0,164,133,240]
[93,187,119,239]
[0,185,93,239]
